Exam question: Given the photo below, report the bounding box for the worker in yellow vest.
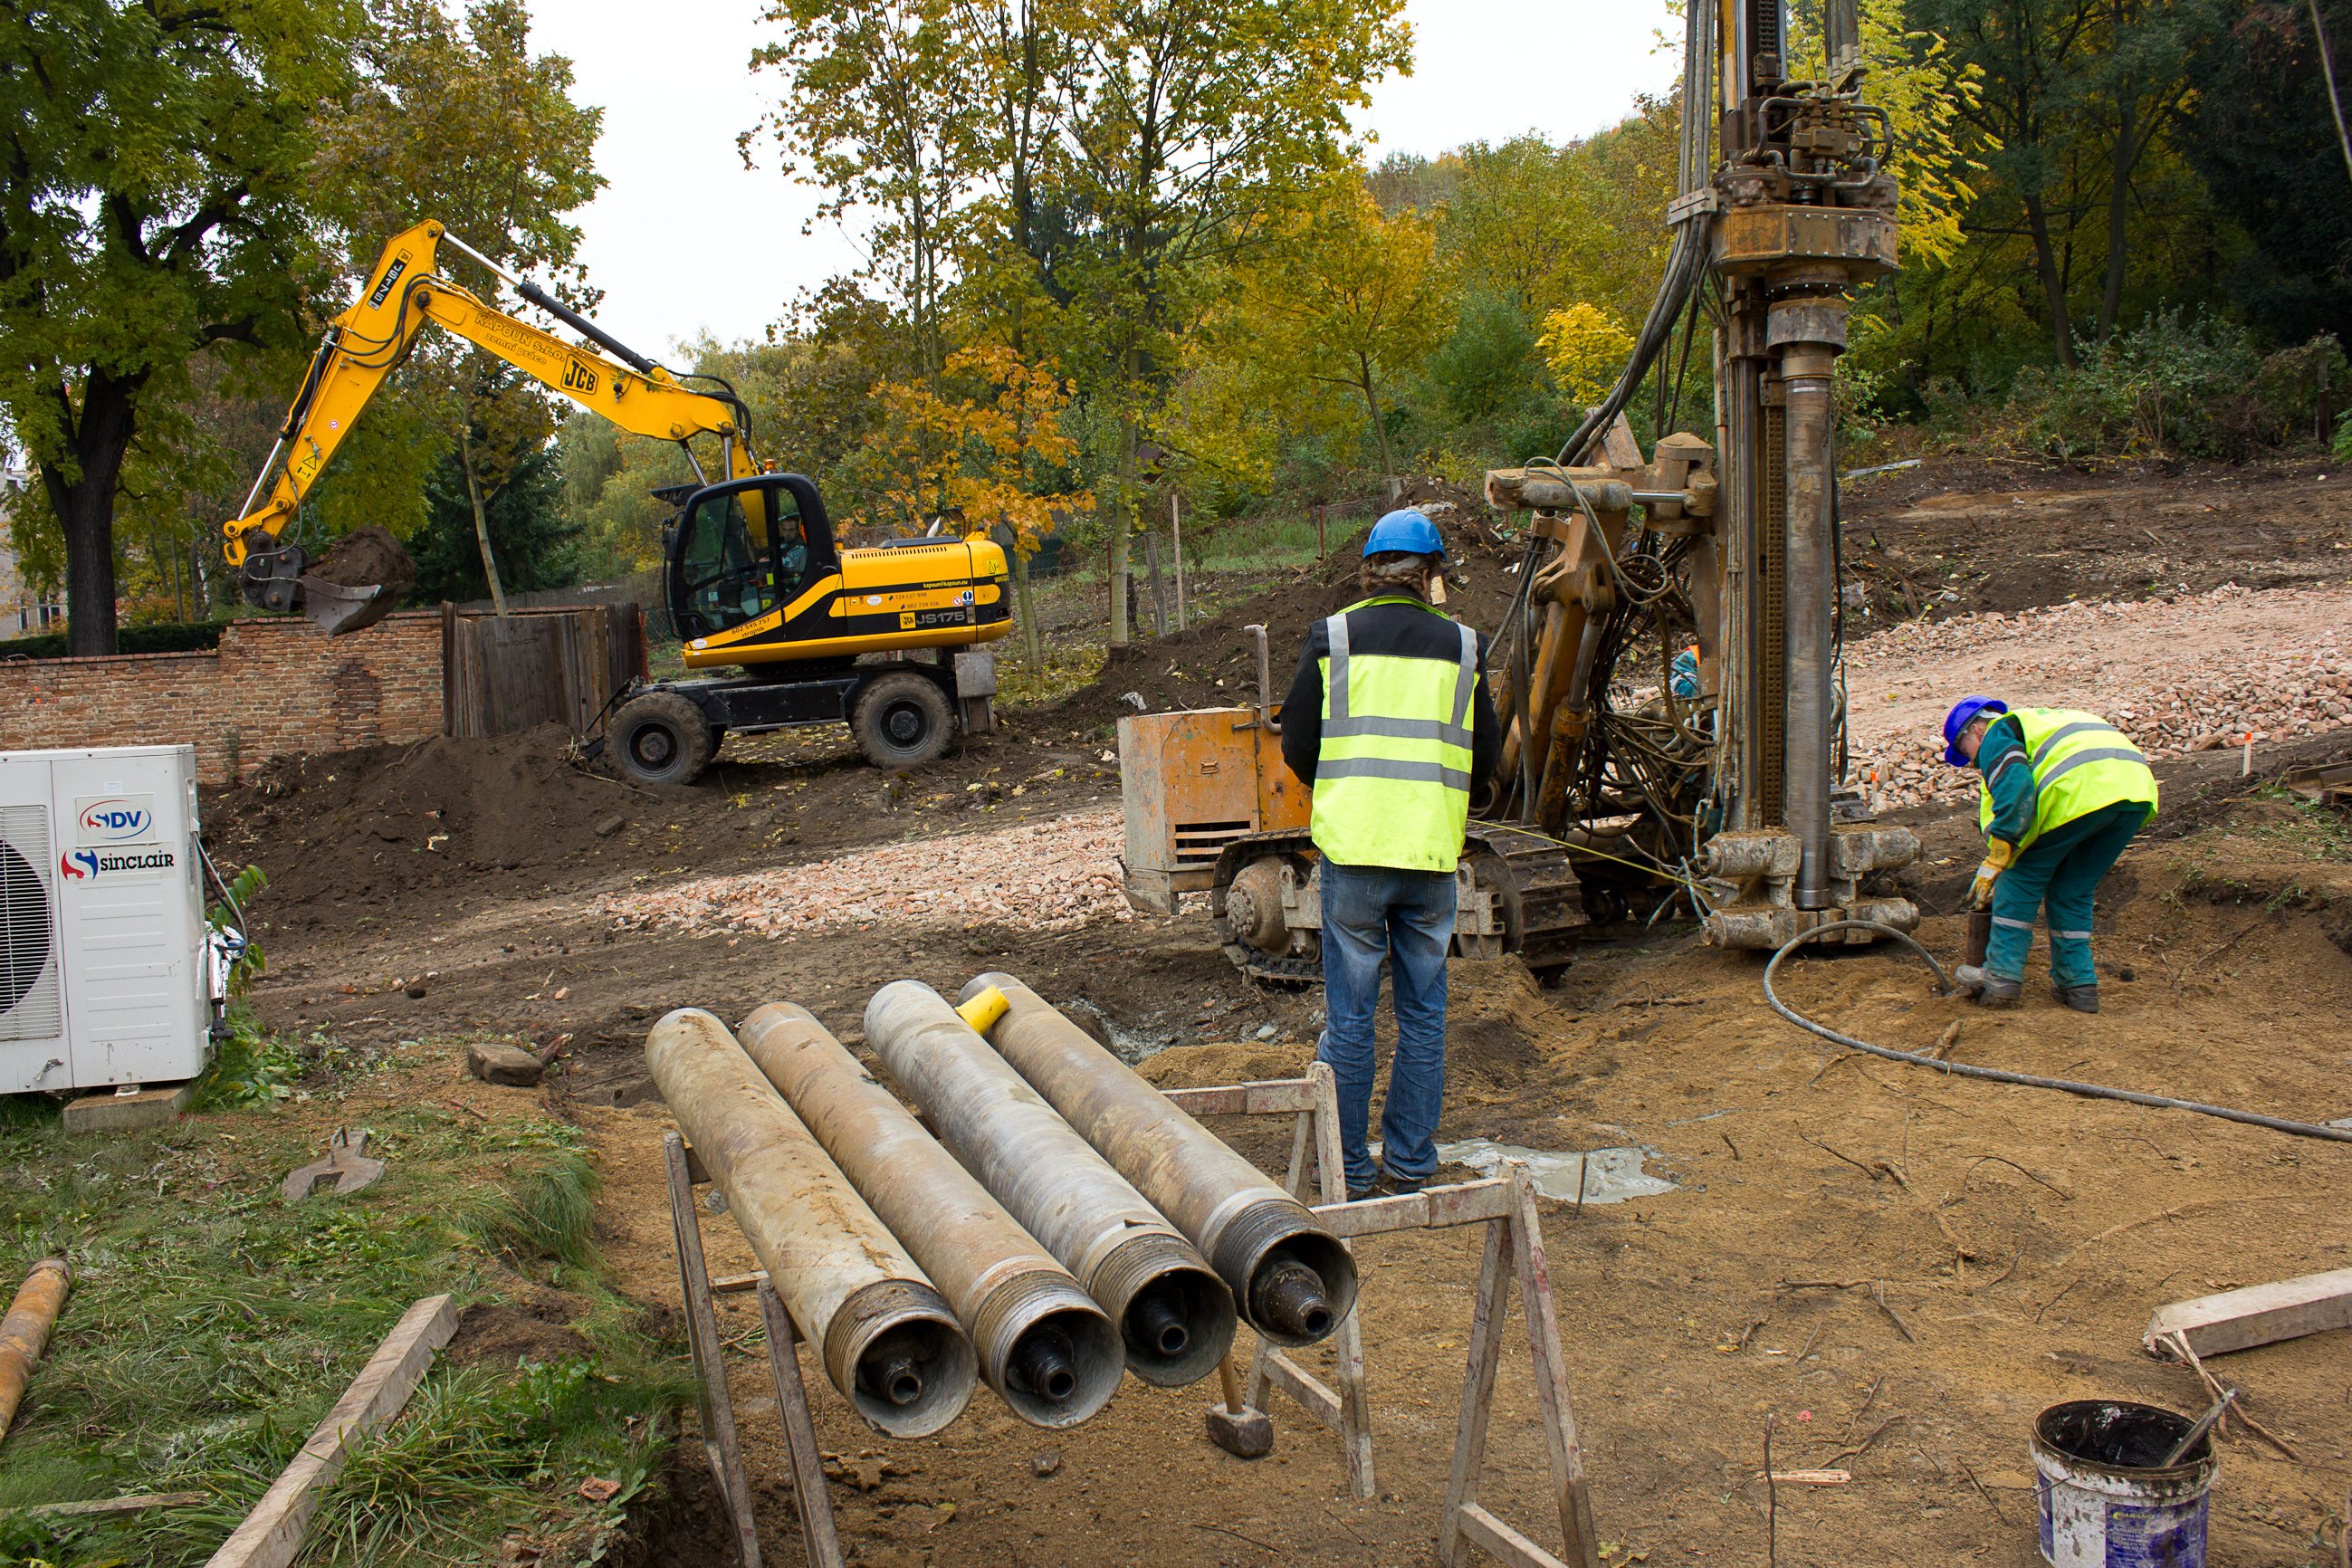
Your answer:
[1941,697,2158,1011]
[1281,512,1501,1202]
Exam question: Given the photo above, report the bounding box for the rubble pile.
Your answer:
[604,808,1132,939]
[1847,584,2352,807]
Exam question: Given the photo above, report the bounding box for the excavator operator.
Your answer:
[1279,510,1502,1203]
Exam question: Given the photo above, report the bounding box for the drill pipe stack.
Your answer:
[864,981,1237,1387]
[739,1002,1123,1429]
[958,973,1358,1347]
[644,1009,975,1438]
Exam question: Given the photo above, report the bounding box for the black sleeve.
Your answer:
[1280,619,1326,787]
[1469,628,1501,792]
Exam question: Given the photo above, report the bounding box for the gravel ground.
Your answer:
[607,584,2350,937]
[604,808,1130,939]
[1848,583,2352,807]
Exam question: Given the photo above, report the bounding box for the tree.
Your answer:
[313,0,603,616]
[1220,176,1443,487]
[1051,0,1412,643]
[851,344,1089,660]
[753,0,980,385]
[0,0,361,655]
[408,417,573,603]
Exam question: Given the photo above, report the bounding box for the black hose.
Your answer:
[1763,921,2352,1145]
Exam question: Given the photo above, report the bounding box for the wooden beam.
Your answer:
[203,1295,455,1568]
[1454,1501,1577,1568]
[8,1491,207,1519]
[2146,1267,2352,1358]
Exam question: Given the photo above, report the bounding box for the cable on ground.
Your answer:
[1763,920,2352,1146]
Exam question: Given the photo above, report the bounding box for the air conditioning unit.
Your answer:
[0,744,231,1095]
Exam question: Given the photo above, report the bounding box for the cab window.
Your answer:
[675,482,808,638]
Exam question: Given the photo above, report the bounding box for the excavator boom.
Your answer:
[226,220,756,633]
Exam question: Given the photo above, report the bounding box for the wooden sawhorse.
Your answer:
[1162,1063,1600,1568]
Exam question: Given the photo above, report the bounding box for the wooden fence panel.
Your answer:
[442,604,641,741]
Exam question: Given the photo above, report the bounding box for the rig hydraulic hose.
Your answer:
[1763,921,2352,1146]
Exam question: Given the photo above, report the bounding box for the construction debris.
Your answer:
[1850,584,2352,806]
[2145,1267,2352,1358]
[603,809,1129,941]
[281,1128,386,1203]
[467,1041,550,1086]
[0,1257,72,1442]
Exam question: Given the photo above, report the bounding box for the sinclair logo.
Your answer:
[61,846,176,881]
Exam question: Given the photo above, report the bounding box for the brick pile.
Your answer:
[0,612,443,784]
[604,808,1132,940]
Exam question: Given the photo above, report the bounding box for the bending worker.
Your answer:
[1280,510,1500,1202]
[1942,696,2157,1011]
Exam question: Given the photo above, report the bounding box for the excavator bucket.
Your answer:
[293,527,417,636]
[295,575,397,636]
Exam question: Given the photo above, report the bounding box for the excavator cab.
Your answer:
[668,475,827,642]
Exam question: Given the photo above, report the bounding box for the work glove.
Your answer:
[1968,838,2016,911]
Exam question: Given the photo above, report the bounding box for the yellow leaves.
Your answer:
[1538,302,1635,406]
[856,346,1089,557]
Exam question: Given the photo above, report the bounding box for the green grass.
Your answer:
[2246,785,2352,864]
[0,1085,688,1567]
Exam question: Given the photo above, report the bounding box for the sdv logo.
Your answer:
[78,798,151,841]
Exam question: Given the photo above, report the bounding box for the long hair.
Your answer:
[1359,550,1435,601]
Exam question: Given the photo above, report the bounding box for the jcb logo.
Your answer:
[562,359,599,396]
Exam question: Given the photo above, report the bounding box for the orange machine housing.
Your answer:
[1118,706,1309,914]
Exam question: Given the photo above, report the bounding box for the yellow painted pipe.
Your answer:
[0,1257,72,1441]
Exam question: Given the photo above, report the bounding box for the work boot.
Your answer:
[1379,1170,1426,1199]
[2053,984,2099,1014]
[1953,964,2021,1006]
[1345,1179,1382,1204]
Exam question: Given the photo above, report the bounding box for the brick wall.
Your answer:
[0,612,443,783]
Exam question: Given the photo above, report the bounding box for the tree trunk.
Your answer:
[459,427,510,617]
[1111,399,1136,647]
[2096,100,2137,344]
[1012,545,1040,664]
[45,370,141,656]
[2022,193,2080,369]
[1358,351,1398,485]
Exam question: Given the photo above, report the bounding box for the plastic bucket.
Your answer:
[2031,1400,2216,1568]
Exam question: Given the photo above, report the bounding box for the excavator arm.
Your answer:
[227,219,760,633]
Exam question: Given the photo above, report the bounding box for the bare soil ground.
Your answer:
[203,457,2352,1568]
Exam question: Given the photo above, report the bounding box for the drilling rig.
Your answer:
[1118,0,1921,977]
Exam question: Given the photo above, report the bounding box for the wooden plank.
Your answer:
[1508,1167,1600,1568]
[1454,1502,1577,1568]
[1439,1219,1513,1568]
[11,1491,208,1520]
[1314,1178,1513,1238]
[439,602,455,738]
[203,1294,455,1568]
[759,1284,846,1568]
[2146,1267,2352,1357]
[710,1269,768,1296]
[663,1134,764,1568]
[1307,1061,1375,1500]
[1257,1350,1343,1429]
[1160,1077,1317,1117]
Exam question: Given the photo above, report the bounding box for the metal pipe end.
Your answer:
[972,1274,1123,1429]
[1213,1202,1358,1346]
[1094,1233,1237,1388]
[827,1278,977,1439]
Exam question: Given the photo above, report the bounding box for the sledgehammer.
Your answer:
[1205,1353,1273,1458]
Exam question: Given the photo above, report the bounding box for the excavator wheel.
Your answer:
[851,672,953,769]
[609,691,714,787]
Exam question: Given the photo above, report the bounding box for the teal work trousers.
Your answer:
[1984,800,2152,989]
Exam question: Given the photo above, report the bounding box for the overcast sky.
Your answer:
[521,0,1681,359]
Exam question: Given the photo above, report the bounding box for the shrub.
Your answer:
[2001,312,2344,460]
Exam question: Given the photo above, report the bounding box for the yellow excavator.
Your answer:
[225,219,1012,784]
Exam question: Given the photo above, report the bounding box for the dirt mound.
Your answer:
[1047,487,1525,732]
[309,524,418,602]
[446,1300,594,1369]
[215,724,631,909]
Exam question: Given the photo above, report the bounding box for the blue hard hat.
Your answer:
[1362,509,1446,559]
[1942,695,2007,766]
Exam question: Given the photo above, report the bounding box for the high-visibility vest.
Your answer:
[1976,706,2158,848]
[1310,598,1480,871]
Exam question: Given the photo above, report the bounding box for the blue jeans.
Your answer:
[1986,801,2151,989]
[1315,861,1456,1191]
